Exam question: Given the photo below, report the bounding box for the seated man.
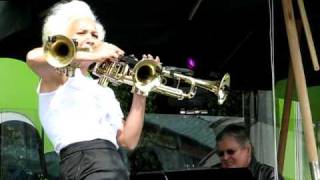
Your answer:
[213,124,284,180]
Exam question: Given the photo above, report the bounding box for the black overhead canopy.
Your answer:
[0,0,320,90]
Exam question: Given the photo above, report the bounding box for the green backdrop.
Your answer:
[0,58,54,152]
[276,80,320,180]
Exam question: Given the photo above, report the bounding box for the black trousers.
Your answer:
[59,139,129,180]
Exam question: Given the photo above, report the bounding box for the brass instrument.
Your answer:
[93,56,230,105]
[43,35,77,76]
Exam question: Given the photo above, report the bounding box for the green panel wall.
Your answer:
[277,99,297,180]
[276,79,320,179]
[0,58,54,152]
[276,80,320,121]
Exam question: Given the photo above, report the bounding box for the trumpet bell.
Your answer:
[131,59,162,96]
[44,35,76,68]
[217,73,230,105]
[132,59,161,84]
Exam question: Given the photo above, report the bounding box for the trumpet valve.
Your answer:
[65,65,76,77]
[98,76,110,87]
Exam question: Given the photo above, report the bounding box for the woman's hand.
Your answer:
[130,54,161,96]
[74,42,124,69]
[93,42,125,62]
[141,54,161,64]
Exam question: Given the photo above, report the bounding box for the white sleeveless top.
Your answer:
[38,69,124,153]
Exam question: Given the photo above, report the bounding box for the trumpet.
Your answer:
[43,35,78,77]
[93,56,230,105]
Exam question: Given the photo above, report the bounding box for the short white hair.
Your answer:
[42,0,106,44]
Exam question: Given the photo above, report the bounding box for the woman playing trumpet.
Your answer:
[26,1,159,179]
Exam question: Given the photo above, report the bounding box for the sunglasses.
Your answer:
[217,149,238,157]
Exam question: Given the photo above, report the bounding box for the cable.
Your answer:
[188,0,203,21]
[218,31,253,70]
[268,0,279,179]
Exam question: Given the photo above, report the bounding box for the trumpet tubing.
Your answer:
[93,61,131,87]
[93,56,230,104]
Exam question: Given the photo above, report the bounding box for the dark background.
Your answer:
[0,0,319,113]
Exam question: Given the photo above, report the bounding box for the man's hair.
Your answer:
[42,0,106,44]
[215,124,251,147]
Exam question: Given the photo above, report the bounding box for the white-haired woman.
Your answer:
[26,1,158,179]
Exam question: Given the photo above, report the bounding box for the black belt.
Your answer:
[60,139,117,159]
